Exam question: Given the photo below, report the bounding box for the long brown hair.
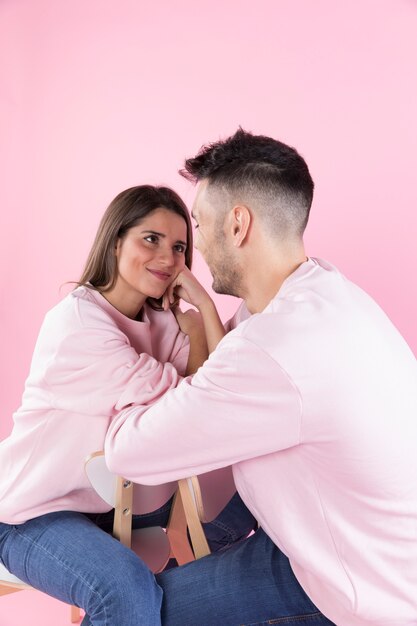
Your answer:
[78,185,193,310]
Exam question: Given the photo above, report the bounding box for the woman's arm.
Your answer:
[164,267,226,354]
[43,294,183,416]
[173,307,208,375]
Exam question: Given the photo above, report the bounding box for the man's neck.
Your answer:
[244,248,307,314]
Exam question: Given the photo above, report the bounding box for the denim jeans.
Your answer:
[0,510,161,625]
[156,528,336,626]
[0,492,256,625]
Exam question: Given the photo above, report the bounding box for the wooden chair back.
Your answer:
[85,451,185,572]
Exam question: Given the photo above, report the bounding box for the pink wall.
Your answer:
[1,0,416,622]
[1,0,417,435]
[1,0,416,446]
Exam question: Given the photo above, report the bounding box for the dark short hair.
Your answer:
[181,128,314,237]
[78,185,192,310]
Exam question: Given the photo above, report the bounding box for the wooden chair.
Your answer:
[85,454,237,566]
[0,563,81,623]
[177,466,237,559]
[84,451,195,570]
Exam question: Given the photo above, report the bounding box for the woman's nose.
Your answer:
[157,246,175,266]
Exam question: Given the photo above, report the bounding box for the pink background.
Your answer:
[1,0,416,623]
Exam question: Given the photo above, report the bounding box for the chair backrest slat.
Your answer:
[85,451,177,515]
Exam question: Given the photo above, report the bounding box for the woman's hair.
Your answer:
[78,185,193,310]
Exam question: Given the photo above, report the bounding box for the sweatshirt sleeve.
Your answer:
[105,334,302,484]
[42,300,181,417]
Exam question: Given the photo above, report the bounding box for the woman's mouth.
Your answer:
[147,269,172,281]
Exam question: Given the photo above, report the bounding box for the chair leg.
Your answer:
[1,583,80,622]
[0,585,23,596]
[166,490,196,565]
[71,604,81,622]
[177,480,211,560]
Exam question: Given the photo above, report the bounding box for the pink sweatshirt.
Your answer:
[106,258,417,626]
[0,286,188,523]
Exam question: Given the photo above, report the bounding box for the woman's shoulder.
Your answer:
[70,284,100,309]
[45,285,119,334]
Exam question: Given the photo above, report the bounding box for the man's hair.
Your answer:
[180,128,314,239]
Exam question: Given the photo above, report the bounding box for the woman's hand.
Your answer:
[164,267,226,354]
[162,266,212,312]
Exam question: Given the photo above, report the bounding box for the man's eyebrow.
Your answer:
[191,210,198,220]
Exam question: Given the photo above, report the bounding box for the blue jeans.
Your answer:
[0,510,160,625]
[0,493,255,625]
[156,528,336,626]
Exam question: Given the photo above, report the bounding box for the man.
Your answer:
[106,129,417,625]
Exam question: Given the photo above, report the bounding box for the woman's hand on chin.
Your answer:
[163,267,225,355]
[162,266,212,312]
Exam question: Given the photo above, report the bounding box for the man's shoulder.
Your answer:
[222,259,346,344]
[220,311,267,351]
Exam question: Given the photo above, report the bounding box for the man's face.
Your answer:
[192,181,243,297]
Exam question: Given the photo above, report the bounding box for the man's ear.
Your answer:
[230,205,251,247]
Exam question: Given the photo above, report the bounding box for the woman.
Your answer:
[0,185,254,625]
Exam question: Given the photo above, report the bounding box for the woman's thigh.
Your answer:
[156,528,335,626]
[0,511,161,626]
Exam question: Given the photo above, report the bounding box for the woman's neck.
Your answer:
[99,284,146,320]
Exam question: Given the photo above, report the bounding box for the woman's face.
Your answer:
[110,207,188,318]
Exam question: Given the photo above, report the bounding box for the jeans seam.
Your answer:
[12,526,108,621]
[241,611,324,625]
[203,518,239,542]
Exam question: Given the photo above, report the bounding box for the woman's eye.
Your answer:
[174,244,186,254]
[144,235,158,244]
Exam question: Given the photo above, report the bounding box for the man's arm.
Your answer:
[105,333,302,484]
